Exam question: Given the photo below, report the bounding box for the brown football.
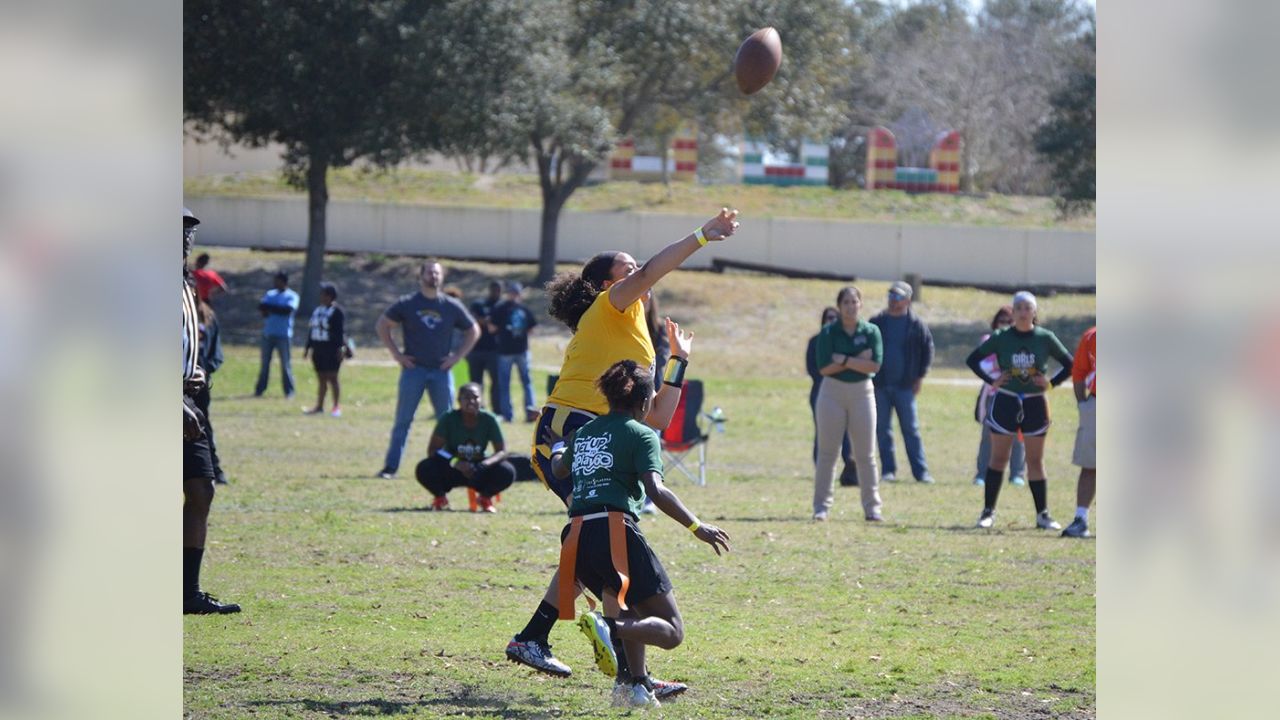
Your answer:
[734,27,783,95]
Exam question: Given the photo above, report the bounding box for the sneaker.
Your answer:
[430,496,450,512]
[838,463,858,487]
[476,495,497,513]
[639,497,657,515]
[916,474,935,484]
[302,406,323,415]
[651,678,688,701]
[865,511,883,522]
[376,469,395,480]
[612,681,660,708]
[184,591,241,615]
[577,611,617,677]
[881,472,898,482]
[1036,511,1062,531]
[812,510,829,522]
[1010,475,1027,487]
[976,508,995,529]
[972,476,985,486]
[505,637,571,678]
[1062,516,1092,538]
[330,407,342,418]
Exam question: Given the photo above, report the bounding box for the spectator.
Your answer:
[253,271,299,398]
[467,280,504,411]
[491,281,539,423]
[973,306,1027,487]
[196,299,229,485]
[1063,326,1097,538]
[965,291,1074,530]
[812,286,883,522]
[192,252,229,302]
[414,383,515,512]
[807,306,855,486]
[302,282,349,418]
[182,207,239,614]
[375,260,480,479]
[870,281,935,484]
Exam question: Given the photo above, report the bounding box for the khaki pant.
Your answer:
[814,377,881,516]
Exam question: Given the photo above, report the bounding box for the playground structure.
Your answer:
[865,126,961,194]
[608,123,698,182]
[741,139,829,186]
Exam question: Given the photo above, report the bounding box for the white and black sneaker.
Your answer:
[1061,516,1091,538]
[1036,511,1062,531]
[612,680,660,708]
[505,637,571,677]
[976,508,995,529]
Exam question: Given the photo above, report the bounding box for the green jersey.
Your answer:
[432,410,504,462]
[564,412,664,518]
[968,326,1073,395]
[814,319,883,382]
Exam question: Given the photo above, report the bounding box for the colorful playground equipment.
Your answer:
[608,123,698,182]
[741,139,829,186]
[865,127,961,194]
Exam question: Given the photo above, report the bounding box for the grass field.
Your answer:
[185,250,1095,719]
[184,168,1095,230]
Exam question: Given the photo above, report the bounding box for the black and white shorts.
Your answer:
[561,513,673,606]
[985,390,1051,437]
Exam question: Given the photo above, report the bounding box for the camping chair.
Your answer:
[660,380,726,486]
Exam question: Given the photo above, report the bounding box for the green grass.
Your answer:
[184,167,1094,230]
[186,250,1095,718]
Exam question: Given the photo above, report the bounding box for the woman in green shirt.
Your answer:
[548,360,731,707]
[965,291,1074,530]
[812,286,884,522]
[415,383,515,512]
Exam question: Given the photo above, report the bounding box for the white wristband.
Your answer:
[551,441,567,455]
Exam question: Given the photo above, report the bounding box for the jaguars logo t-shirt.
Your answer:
[564,412,664,518]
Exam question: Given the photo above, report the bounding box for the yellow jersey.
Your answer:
[547,290,655,415]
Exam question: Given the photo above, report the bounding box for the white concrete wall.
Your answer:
[185,196,1095,286]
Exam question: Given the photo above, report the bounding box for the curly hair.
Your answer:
[596,360,653,415]
[546,251,622,331]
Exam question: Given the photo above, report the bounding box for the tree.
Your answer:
[184,0,451,315]
[1035,29,1095,215]
[447,0,857,284]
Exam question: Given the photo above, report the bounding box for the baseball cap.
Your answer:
[888,281,913,300]
[505,280,524,294]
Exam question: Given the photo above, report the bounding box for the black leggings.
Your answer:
[415,455,515,498]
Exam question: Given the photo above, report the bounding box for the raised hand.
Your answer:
[701,208,740,241]
[667,317,694,360]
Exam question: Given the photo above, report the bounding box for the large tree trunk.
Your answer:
[299,154,329,322]
[536,191,565,285]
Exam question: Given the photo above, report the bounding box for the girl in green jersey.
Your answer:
[965,292,1073,530]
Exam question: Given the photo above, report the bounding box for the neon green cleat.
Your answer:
[577,611,617,677]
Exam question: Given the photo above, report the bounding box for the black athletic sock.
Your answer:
[603,618,631,681]
[983,468,1004,511]
[1029,479,1049,515]
[515,600,558,642]
[184,547,204,599]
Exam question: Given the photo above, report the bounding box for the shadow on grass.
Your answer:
[245,694,552,719]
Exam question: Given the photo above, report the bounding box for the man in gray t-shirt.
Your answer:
[376,261,480,478]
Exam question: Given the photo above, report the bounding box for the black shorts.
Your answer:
[985,391,1051,437]
[310,342,344,373]
[531,404,599,502]
[184,435,216,483]
[561,513,672,606]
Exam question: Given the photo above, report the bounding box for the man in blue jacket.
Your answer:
[254,271,300,398]
[870,281,935,484]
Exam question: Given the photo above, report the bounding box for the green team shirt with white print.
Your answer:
[432,410,504,462]
[814,319,883,382]
[564,412,664,518]
[971,326,1073,395]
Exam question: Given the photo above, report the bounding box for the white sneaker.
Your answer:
[976,508,995,529]
[881,472,898,482]
[1036,511,1062,531]
[612,681,660,708]
[330,407,342,417]
[812,510,829,522]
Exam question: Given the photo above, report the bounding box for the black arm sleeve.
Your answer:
[1048,334,1074,387]
[965,347,997,385]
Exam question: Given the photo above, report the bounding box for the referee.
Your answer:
[183,207,240,615]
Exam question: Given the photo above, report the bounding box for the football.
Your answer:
[733,27,783,95]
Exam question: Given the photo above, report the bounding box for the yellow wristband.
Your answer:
[694,227,708,247]
[687,518,701,533]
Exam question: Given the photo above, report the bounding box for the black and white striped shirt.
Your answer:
[182,280,200,381]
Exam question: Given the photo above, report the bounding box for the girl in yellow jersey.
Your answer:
[504,208,739,684]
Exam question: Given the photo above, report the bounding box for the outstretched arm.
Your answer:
[642,472,732,555]
[608,209,739,311]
